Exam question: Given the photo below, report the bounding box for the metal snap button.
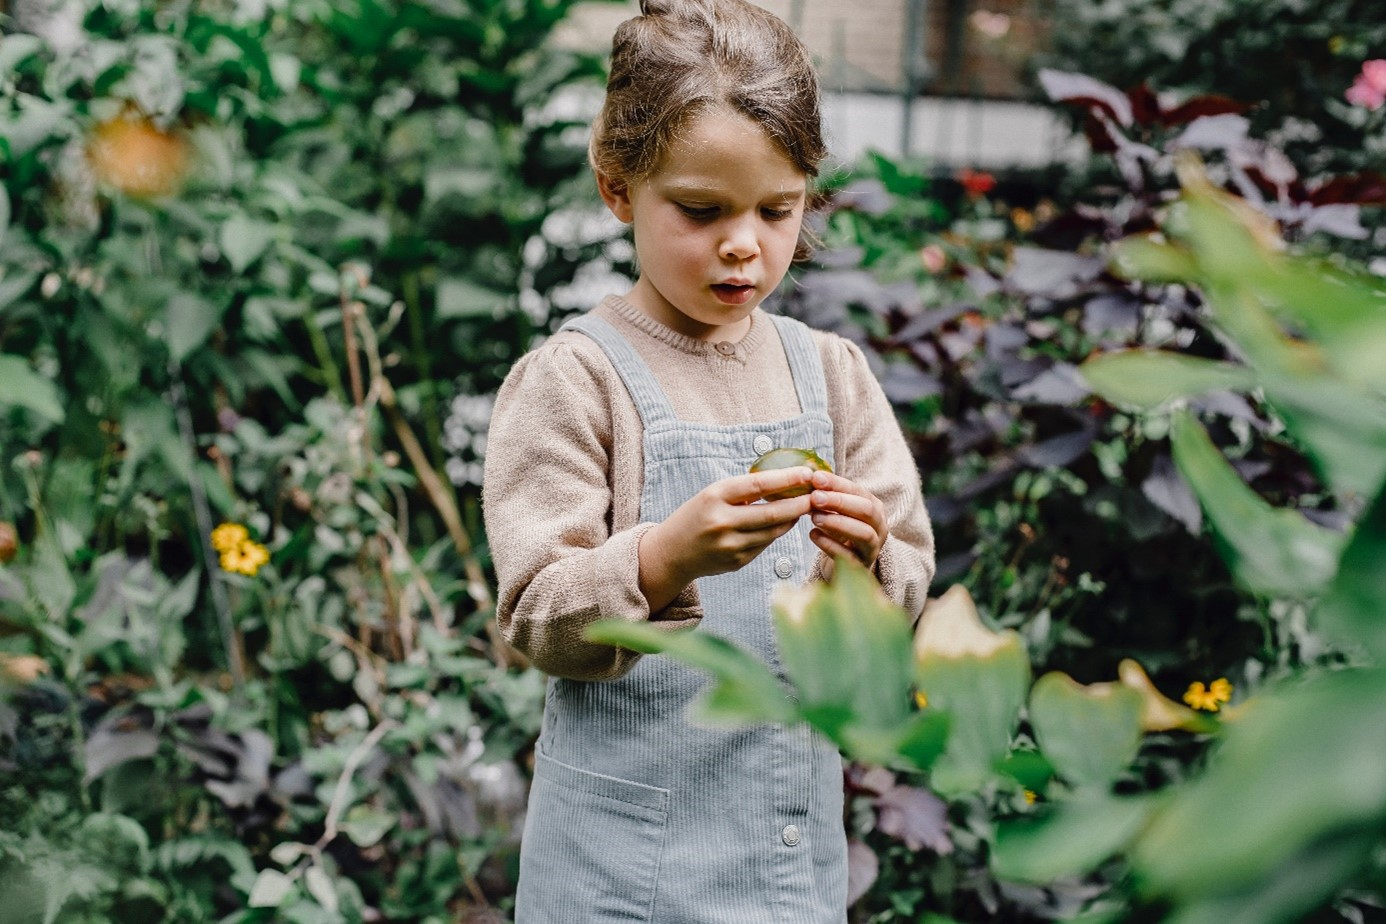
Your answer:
[782,824,801,847]
[752,434,774,455]
[714,341,736,356]
[774,556,793,579]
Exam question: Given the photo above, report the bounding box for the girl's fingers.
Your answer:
[810,528,856,562]
[722,467,816,505]
[810,512,875,559]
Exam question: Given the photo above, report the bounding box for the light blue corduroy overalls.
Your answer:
[514,313,848,924]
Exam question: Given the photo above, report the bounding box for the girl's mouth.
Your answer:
[711,283,757,305]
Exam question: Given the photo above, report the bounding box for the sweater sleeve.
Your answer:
[482,339,702,681]
[820,335,937,624]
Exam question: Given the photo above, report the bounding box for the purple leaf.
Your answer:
[1300,203,1368,240]
[1006,248,1106,299]
[846,839,879,906]
[1142,453,1202,533]
[892,304,971,343]
[836,179,893,216]
[1017,427,1097,468]
[879,362,943,403]
[1011,362,1091,405]
[84,720,160,785]
[1038,69,1132,126]
[875,784,953,854]
[1082,293,1142,339]
[1171,114,1251,152]
[984,323,1029,359]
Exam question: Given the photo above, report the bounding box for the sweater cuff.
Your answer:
[595,523,703,628]
[873,534,929,627]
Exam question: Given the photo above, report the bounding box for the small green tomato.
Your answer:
[749,447,832,500]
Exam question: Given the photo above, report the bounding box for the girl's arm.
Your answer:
[820,336,937,623]
[483,339,689,681]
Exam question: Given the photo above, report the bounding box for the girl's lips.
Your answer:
[711,283,757,305]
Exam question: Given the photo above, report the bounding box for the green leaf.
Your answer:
[585,621,796,726]
[219,214,273,273]
[1131,667,1386,899]
[0,186,9,251]
[1080,350,1256,409]
[1259,374,1386,502]
[436,276,509,319]
[914,586,1030,794]
[165,293,225,362]
[1028,672,1143,791]
[1313,478,1386,662]
[1171,411,1346,598]
[773,559,917,746]
[1108,234,1199,283]
[0,354,64,423]
[248,869,295,908]
[994,793,1158,883]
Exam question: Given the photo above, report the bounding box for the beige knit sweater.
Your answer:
[482,295,936,681]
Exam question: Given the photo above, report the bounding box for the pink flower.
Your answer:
[1346,59,1386,110]
[919,244,947,274]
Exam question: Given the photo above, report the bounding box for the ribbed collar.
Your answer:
[600,294,769,363]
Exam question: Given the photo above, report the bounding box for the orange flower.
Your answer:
[88,111,190,198]
[1183,678,1233,712]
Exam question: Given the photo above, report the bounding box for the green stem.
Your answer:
[403,270,444,471]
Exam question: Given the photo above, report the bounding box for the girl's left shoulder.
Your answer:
[803,326,879,383]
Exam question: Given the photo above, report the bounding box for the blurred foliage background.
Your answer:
[1,0,1383,922]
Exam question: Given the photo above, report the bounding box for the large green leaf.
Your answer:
[1131,667,1386,900]
[914,585,1030,794]
[1079,350,1255,410]
[1170,411,1345,598]
[219,213,273,273]
[0,354,64,424]
[165,293,226,362]
[993,793,1159,884]
[584,620,796,727]
[1313,478,1386,662]
[1028,672,1143,791]
[773,559,915,739]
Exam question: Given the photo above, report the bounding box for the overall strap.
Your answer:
[767,313,829,416]
[558,314,680,431]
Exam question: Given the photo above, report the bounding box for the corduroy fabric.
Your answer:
[514,313,848,923]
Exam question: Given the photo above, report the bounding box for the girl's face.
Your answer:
[599,107,808,343]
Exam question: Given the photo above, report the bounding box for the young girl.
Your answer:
[483,1,935,920]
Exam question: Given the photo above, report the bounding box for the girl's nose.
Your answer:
[719,219,760,261]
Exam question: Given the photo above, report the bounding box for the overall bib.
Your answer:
[514,313,848,924]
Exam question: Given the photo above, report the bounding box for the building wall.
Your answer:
[553,0,1072,168]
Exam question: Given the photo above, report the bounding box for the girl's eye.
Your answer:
[677,204,718,220]
[761,207,793,221]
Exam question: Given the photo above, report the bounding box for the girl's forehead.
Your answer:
[649,108,807,195]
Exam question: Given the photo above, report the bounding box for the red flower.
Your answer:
[956,168,997,198]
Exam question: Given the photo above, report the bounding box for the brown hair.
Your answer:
[590,0,827,189]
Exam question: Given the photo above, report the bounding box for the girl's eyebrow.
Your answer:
[663,181,807,202]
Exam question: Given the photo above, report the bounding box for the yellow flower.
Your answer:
[1010,207,1036,233]
[914,689,928,709]
[1023,790,1038,805]
[1183,678,1233,712]
[211,522,250,553]
[219,540,270,577]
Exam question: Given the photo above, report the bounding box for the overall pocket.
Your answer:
[515,750,670,923]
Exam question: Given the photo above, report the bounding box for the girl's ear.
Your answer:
[596,171,635,223]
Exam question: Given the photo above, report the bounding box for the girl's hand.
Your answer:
[806,469,888,580]
[638,467,815,611]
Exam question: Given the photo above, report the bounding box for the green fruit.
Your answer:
[749,447,832,500]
